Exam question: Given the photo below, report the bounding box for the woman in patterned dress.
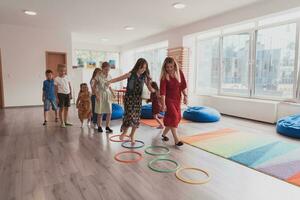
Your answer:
[160,57,188,146]
[108,58,152,143]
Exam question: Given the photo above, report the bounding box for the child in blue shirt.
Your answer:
[42,69,58,125]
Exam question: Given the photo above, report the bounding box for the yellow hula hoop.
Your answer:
[175,167,211,184]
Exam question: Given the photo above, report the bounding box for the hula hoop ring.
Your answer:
[114,150,143,164]
[148,158,180,173]
[144,146,170,156]
[109,134,131,142]
[121,140,145,149]
[175,167,211,184]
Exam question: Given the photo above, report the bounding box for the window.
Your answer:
[193,8,300,101]
[196,38,219,94]
[221,33,250,96]
[255,23,297,99]
[134,47,167,82]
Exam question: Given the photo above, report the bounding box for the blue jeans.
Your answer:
[91,95,97,124]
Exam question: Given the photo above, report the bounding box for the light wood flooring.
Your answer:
[0,106,300,200]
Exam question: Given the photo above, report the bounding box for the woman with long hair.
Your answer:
[160,57,187,146]
[108,58,152,143]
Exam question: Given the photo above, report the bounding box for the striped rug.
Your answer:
[181,128,300,187]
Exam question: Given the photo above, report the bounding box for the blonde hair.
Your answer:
[160,57,181,83]
[57,64,67,71]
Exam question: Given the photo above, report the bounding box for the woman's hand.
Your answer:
[162,103,167,112]
[183,95,188,105]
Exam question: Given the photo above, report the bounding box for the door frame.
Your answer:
[45,51,67,71]
[0,49,4,108]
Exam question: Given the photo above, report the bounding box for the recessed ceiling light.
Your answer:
[173,2,186,9]
[101,38,109,42]
[24,10,37,16]
[124,26,134,31]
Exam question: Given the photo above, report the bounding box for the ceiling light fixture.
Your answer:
[173,3,186,9]
[24,10,37,16]
[124,26,135,31]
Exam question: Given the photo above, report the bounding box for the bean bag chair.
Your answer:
[183,106,221,122]
[276,115,300,139]
[103,103,124,120]
[141,104,164,119]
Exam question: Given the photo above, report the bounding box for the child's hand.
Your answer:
[162,104,167,112]
[96,95,100,102]
[69,93,73,100]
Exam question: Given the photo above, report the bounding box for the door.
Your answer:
[0,49,4,108]
[45,51,67,77]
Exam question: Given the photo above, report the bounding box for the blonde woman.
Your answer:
[160,57,187,146]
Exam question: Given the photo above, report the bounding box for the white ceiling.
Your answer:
[0,0,264,46]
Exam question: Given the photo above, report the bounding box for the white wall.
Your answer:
[0,24,72,107]
[121,0,300,51]
[119,0,300,123]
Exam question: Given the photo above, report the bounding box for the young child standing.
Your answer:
[149,81,164,129]
[42,69,58,125]
[54,64,73,128]
[90,68,101,129]
[76,83,92,128]
[94,62,115,133]
[108,58,152,143]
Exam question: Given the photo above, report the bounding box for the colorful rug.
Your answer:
[140,118,191,127]
[181,128,300,187]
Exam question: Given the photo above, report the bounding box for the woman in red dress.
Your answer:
[160,57,187,146]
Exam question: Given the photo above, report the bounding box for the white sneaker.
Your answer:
[94,124,98,129]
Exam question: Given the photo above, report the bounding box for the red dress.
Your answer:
[160,70,187,128]
[150,92,161,115]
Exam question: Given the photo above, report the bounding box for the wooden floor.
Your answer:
[0,106,300,200]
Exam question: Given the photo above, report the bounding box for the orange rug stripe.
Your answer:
[140,118,191,127]
[288,172,300,186]
[181,128,237,144]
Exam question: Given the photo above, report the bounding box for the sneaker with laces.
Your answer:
[65,122,73,126]
[61,123,66,128]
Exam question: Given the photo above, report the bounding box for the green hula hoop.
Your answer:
[148,158,180,173]
[144,146,170,156]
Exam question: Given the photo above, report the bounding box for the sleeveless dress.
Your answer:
[121,73,145,129]
[95,73,113,114]
[78,92,91,119]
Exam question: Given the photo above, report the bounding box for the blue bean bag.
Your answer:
[183,106,221,122]
[102,103,124,120]
[141,104,164,119]
[276,115,300,139]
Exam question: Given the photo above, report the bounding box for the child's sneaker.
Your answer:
[65,122,73,126]
[98,126,103,133]
[61,122,66,128]
[43,121,47,126]
[106,127,113,133]
[94,124,98,129]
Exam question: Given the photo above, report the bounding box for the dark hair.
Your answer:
[90,68,101,82]
[45,69,53,74]
[151,81,159,91]
[101,61,110,69]
[80,83,88,92]
[131,58,150,78]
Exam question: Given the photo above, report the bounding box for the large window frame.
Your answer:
[194,10,300,101]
